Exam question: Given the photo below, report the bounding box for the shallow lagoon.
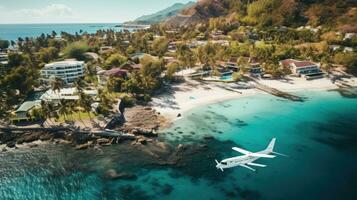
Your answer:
[1,90,356,200]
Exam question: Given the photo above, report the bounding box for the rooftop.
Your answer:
[44,60,85,67]
[280,59,317,68]
[103,68,128,76]
[16,101,41,112]
[41,88,97,101]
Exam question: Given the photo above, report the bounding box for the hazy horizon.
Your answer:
[0,0,196,24]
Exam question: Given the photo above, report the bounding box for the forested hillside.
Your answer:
[165,0,357,32]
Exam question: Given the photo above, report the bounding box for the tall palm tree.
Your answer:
[58,99,69,121]
[74,78,86,93]
[40,100,54,127]
[78,92,93,120]
[67,101,76,121]
[51,77,64,93]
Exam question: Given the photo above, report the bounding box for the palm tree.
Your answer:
[29,107,46,127]
[58,99,69,121]
[67,101,76,121]
[74,78,86,93]
[40,100,54,127]
[78,92,93,120]
[51,77,64,93]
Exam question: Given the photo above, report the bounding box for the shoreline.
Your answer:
[151,77,346,124]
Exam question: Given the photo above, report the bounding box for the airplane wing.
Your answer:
[239,164,256,171]
[232,147,252,155]
[247,162,267,167]
[250,153,275,158]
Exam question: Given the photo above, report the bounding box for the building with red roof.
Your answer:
[279,59,324,80]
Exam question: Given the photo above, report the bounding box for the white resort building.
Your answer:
[0,52,8,65]
[40,88,97,103]
[280,59,324,80]
[40,60,85,84]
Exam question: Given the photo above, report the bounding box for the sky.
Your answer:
[0,0,196,24]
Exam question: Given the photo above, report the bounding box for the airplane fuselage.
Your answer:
[218,151,264,169]
[216,138,278,171]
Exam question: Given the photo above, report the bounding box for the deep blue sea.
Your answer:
[1,90,357,200]
[0,23,125,41]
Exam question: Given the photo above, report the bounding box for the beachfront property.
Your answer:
[12,87,97,121]
[223,57,240,72]
[280,59,324,80]
[13,101,41,121]
[40,88,97,103]
[0,52,9,65]
[237,57,262,76]
[40,60,85,84]
[97,68,128,85]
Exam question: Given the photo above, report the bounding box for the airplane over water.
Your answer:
[215,138,286,172]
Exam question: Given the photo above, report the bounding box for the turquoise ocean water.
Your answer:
[1,90,357,200]
[0,23,124,41]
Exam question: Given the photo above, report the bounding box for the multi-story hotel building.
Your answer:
[40,60,85,84]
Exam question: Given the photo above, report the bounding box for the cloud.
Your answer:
[17,4,73,17]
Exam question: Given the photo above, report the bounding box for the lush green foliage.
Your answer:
[63,41,89,60]
[104,53,127,69]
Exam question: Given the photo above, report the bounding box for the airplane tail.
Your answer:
[265,138,276,153]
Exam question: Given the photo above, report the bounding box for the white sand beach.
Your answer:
[151,80,257,121]
[151,76,350,122]
[256,76,339,92]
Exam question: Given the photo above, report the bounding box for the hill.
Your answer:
[127,2,195,25]
[164,0,357,31]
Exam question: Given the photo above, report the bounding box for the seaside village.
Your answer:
[0,24,356,148]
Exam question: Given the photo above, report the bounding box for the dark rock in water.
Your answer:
[203,135,214,140]
[39,133,53,141]
[28,143,38,148]
[138,138,147,145]
[162,184,174,195]
[17,133,35,144]
[119,185,152,200]
[1,147,7,152]
[6,141,16,148]
[235,186,262,200]
[131,128,157,137]
[177,113,182,117]
[97,138,110,145]
[73,132,93,144]
[0,131,16,143]
[75,142,92,150]
[106,113,125,129]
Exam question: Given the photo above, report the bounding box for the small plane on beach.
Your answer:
[215,138,286,172]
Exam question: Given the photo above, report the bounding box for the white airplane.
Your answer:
[215,138,286,172]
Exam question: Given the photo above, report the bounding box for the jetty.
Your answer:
[246,76,304,102]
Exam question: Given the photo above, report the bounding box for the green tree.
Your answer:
[58,99,69,121]
[38,47,59,63]
[63,41,89,60]
[51,77,64,93]
[166,62,180,81]
[177,44,196,69]
[334,52,357,74]
[104,53,127,69]
[151,37,169,57]
[0,39,10,50]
